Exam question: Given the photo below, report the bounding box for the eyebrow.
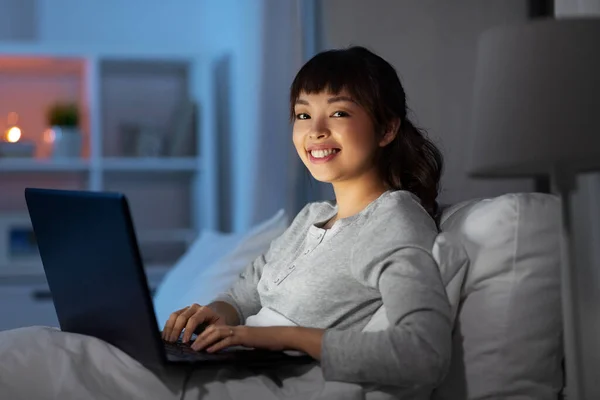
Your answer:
[295,96,356,106]
[327,96,356,104]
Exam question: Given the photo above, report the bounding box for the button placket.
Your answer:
[273,263,296,285]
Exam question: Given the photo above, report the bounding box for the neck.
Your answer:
[331,173,391,220]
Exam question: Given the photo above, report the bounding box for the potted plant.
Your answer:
[46,102,82,158]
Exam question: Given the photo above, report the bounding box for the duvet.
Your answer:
[0,321,415,399]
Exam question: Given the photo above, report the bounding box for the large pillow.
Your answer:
[153,210,288,327]
[432,193,564,400]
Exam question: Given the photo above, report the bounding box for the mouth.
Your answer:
[307,148,341,164]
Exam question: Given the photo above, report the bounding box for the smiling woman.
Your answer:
[163,46,451,393]
[290,46,443,218]
[292,90,385,189]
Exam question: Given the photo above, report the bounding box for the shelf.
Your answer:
[0,56,85,75]
[0,51,205,255]
[0,158,89,172]
[0,264,174,286]
[0,42,201,61]
[102,157,199,172]
[0,157,201,173]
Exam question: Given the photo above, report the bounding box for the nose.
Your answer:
[308,118,330,140]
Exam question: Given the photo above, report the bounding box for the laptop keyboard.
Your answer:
[163,339,208,360]
[162,338,313,364]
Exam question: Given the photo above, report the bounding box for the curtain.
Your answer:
[203,0,331,233]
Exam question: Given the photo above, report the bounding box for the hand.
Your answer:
[162,303,226,343]
[191,326,291,353]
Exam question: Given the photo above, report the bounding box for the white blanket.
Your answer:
[0,326,183,400]
[0,317,421,400]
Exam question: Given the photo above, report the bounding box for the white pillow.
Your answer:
[153,210,288,327]
[432,193,563,400]
[362,232,469,333]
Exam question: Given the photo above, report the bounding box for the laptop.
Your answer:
[24,187,312,370]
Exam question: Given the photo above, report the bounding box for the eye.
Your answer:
[331,111,349,118]
[295,113,310,120]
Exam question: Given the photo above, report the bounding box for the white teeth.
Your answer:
[310,149,338,158]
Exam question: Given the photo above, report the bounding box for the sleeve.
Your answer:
[212,252,268,325]
[320,204,452,387]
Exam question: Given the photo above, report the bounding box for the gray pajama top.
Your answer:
[214,190,452,387]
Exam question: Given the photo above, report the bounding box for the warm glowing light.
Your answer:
[5,126,21,143]
[7,112,18,126]
[44,128,56,143]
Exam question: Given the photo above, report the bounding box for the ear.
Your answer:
[378,119,400,147]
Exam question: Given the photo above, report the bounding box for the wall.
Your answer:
[36,0,203,51]
[319,0,531,205]
[554,1,600,398]
[197,0,306,232]
[197,0,276,233]
[555,0,600,15]
[0,0,37,41]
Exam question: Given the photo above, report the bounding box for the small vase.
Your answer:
[50,126,82,159]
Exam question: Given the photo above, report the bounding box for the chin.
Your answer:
[307,170,339,184]
[302,159,343,184]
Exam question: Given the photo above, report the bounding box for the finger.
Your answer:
[161,307,188,340]
[169,306,196,342]
[207,334,235,353]
[190,324,216,350]
[191,325,225,351]
[169,305,198,342]
[182,308,210,343]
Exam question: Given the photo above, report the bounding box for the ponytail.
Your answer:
[380,118,443,218]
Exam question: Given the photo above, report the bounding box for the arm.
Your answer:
[197,248,450,381]
[282,327,324,359]
[191,324,325,354]
[320,247,452,387]
[207,301,241,326]
[211,252,268,325]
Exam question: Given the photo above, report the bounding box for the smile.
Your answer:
[308,148,340,164]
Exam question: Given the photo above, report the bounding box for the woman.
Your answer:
[162,46,452,388]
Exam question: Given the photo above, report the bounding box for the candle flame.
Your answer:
[6,126,21,143]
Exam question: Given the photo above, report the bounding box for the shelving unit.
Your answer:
[0,157,199,173]
[0,42,218,278]
[0,158,90,172]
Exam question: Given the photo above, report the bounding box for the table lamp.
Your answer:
[467,18,600,400]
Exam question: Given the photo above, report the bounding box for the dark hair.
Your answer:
[289,46,444,217]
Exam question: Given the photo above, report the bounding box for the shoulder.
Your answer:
[357,190,439,252]
[296,200,336,222]
[268,200,335,250]
[290,200,336,229]
[349,191,439,288]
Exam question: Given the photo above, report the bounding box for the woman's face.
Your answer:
[293,90,385,185]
